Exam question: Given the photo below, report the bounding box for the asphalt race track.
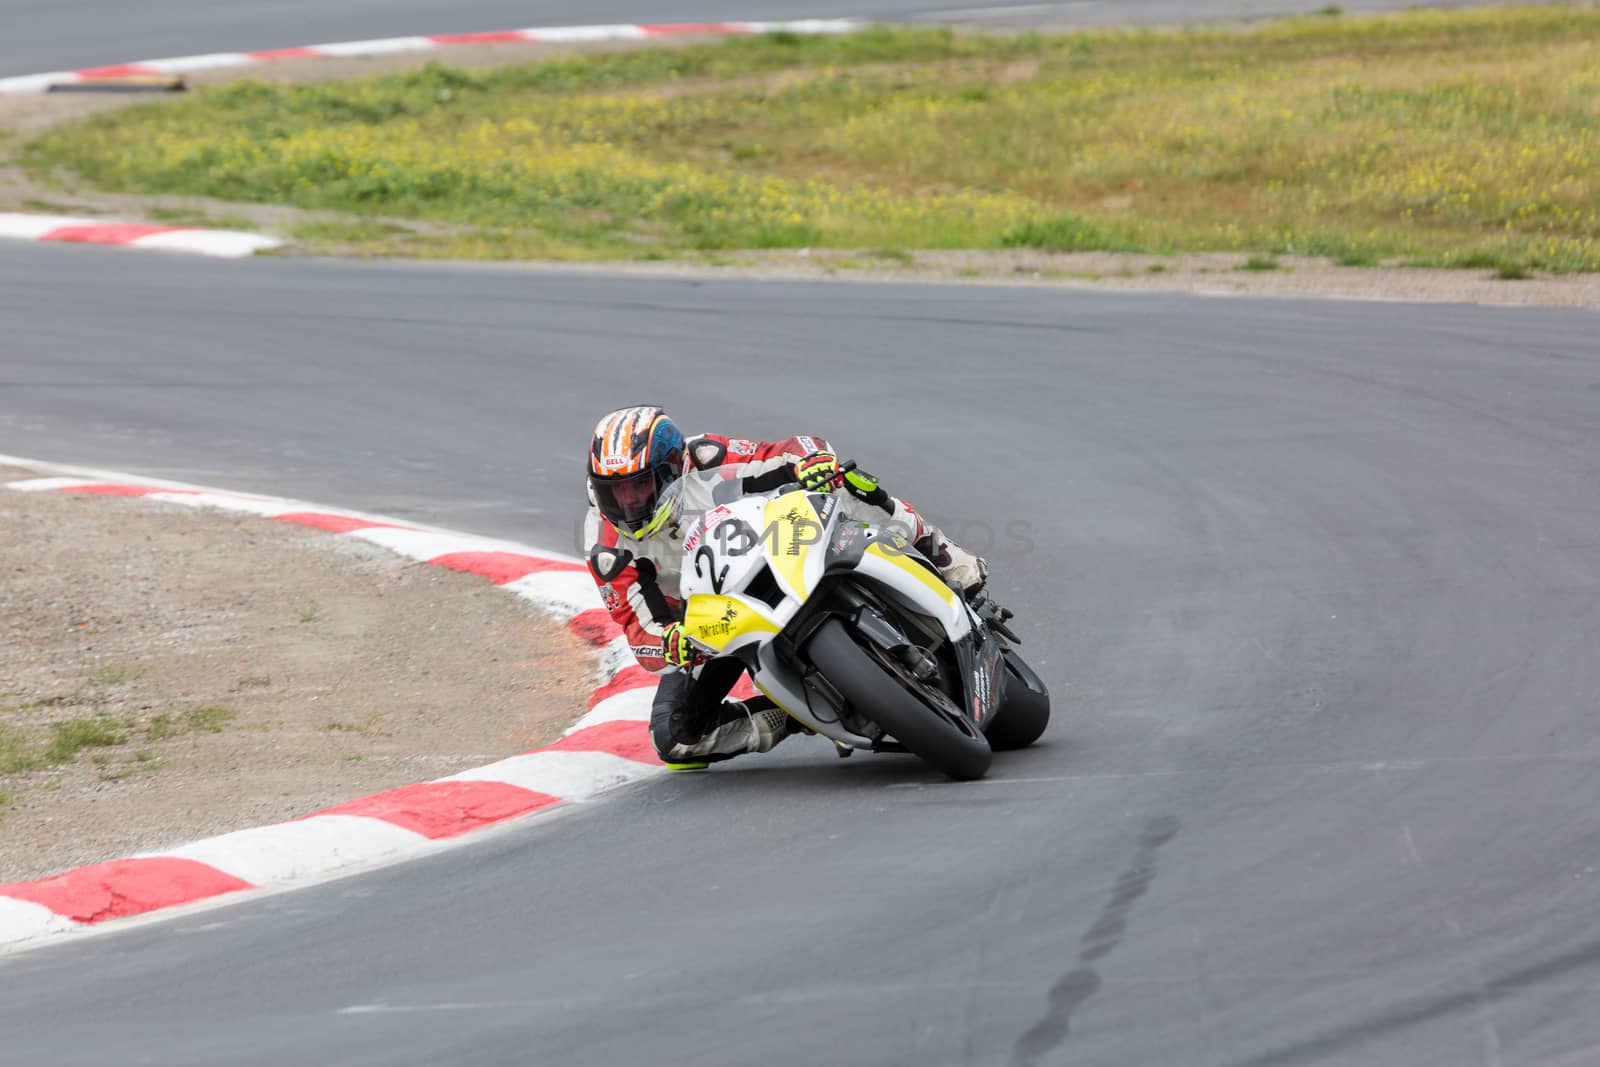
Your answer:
[0,0,1566,79]
[3,241,1599,1065]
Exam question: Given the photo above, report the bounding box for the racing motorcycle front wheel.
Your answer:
[806,618,992,781]
[983,650,1051,751]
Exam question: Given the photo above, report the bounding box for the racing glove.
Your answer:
[794,450,841,492]
[660,621,698,670]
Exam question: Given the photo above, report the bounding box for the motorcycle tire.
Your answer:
[984,649,1051,751]
[806,618,992,781]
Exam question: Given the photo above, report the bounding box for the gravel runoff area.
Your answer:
[3,37,1599,309]
[0,464,594,883]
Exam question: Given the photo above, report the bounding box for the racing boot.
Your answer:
[663,704,791,766]
[916,525,988,598]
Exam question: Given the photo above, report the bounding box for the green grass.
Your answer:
[42,716,125,764]
[146,706,236,740]
[1,725,40,774]
[1239,254,1282,271]
[290,219,414,244]
[21,9,1600,269]
[88,664,135,687]
[183,706,234,733]
[1002,214,1130,253]
[1435,246,1545,274]
[3,717,129,772]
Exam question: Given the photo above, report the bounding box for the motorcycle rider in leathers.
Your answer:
[584,405,987,768]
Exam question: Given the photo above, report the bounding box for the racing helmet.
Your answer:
[587,405,686,538]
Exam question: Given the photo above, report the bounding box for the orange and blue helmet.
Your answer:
[588,405,686,538]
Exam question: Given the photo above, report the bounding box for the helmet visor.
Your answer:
[591,467,677,537]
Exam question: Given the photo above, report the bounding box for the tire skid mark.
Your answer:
[1013,815,1182,1065]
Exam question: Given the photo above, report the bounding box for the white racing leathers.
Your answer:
[582,432,981,762]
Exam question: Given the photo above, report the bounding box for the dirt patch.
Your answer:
[0,464,595,883]
[785,248,1600,308]
[437,248,1600,309]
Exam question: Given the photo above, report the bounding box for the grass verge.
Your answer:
[3,702,236,786]
[3,714,127,773]
[21,9,1600,271]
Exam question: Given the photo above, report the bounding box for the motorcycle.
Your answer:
[679,465,1050,780]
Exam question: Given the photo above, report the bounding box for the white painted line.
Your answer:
[131,229,283,258]
[737,19,863,32]
[0,455,545,544]
[0,73,74,94]
[504,570,605,617]
[148,490,306,516]
[346,526,501,561]
[446,750,662,800]
[311,36,436,57]
[0,213,280,258]
[523,25,650,42]
[141,52,254,73]
[567,687,656,733]
[0,899,80,947]
[157,815,428,886]
[0,214,87,240]
[3,477,102,492]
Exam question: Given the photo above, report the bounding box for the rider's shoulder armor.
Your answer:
[686,434,729,472]
[586,513,635,582]
[686,433,799,472]
[588,542,633,583]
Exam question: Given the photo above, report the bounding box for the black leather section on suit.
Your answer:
[588,544,633,583]
[633,557,677,624]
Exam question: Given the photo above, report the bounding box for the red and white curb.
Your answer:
[0,213,281,258]
[0,19,860,94]
[0,455,692,950]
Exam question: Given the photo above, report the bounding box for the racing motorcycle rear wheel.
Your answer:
[806,618,992,781]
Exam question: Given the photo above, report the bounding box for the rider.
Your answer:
[583,404,986,768]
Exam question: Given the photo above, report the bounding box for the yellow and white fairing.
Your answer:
[851,532,971,641]
[679,494,799,656]
[680,488,975,750]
